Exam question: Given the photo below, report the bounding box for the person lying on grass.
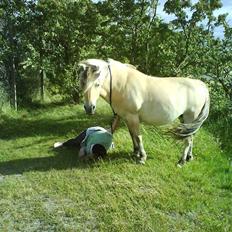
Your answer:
[54,116,120,159]
[54,126,113,159]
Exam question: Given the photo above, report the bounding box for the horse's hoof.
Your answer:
[177,163,183,168]
[138,160,146,165]
[132,153,140,158]
[138,157,146,164]
[177,160,185,168]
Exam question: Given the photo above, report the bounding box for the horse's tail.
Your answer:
[172,94,210,138]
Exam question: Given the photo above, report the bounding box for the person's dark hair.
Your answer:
[92,144,107,158]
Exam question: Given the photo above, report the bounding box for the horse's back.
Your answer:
[124,71,208,124]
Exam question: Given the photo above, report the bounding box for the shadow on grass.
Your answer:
[0,148,133,176]
[21,100,69,111]
[0,151,89,175]
[0,103,134,175]
[0,111,112,140]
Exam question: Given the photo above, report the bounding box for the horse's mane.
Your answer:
[80,58,108,67]
[80,58,137,72]
[108,58,123,66]
[125,63,137,70]
[108,58,137,70]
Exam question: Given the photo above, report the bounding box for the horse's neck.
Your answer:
[100,66,126,103]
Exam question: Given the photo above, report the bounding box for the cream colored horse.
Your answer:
[78,58,210,165]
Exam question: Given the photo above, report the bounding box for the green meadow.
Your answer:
[0,100,231,232]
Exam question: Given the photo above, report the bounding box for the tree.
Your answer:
[206,24,232,100]
[0,0,231,109]
[0,0,26,110]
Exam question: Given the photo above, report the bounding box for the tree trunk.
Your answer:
[9,57,17,111]
[12,61,17,111]
[40,69,45,101]
[145,0,158,74]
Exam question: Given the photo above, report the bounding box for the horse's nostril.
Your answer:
[84,104,95,114]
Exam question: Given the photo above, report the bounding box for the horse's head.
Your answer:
[78,59,108,115]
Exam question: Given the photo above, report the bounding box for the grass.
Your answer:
[0,99,231,232]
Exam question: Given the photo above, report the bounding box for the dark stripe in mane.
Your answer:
[80,67,88,89]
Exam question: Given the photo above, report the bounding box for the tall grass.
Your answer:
[0,99,231,231]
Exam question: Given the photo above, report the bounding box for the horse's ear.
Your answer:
[78,62,87,70]
[91,65,99,72]
[85,63,99,73]
[78,60,100,75]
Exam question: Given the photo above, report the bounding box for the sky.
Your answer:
[156,0,232,38]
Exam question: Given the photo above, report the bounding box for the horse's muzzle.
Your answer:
[84,104,96,115]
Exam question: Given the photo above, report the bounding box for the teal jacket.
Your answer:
[81,127,113,155]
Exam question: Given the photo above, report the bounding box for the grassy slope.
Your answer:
[0,100,231,232]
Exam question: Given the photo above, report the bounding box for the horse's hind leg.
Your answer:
[186,136,193,162]
[177,111,196,166]
[178,136,193,167]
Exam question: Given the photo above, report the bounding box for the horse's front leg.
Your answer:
[111,115,120,133]
[125,114,147,164]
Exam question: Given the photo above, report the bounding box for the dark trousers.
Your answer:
[62,130,87,148]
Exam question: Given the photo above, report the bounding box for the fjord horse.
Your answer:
[78,59,210,165]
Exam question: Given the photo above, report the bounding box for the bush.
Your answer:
[207,80,232,119]
[48,65,82,104]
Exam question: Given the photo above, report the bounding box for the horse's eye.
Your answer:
[95,83,100,87]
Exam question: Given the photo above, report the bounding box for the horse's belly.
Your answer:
[139,104,181,125]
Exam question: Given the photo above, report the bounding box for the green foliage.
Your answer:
[48,65,82,103]
[0,0,231,115]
